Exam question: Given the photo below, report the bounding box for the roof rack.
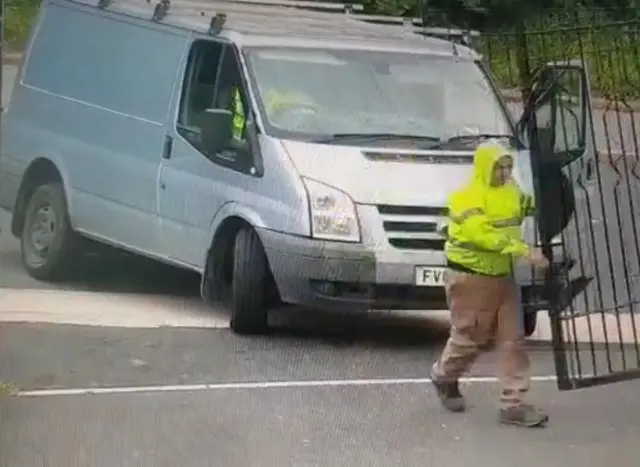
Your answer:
[130,0,363,34]
[343,14,479,45]
[347,14,422,27]
[81,0,477,45]
[418,27,479,46]
[138,0,364,20]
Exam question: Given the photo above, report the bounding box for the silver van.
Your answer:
[0,0,596,335]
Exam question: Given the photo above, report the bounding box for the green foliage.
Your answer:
[0,381,19,396]
[474,8,640,100]
[361,0,416,16]
[4,0,41,50]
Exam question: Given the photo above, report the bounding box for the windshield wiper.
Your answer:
[430,133,517,149]
[315,132,441,144]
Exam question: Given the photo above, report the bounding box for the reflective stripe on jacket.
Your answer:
[444,141,535,276]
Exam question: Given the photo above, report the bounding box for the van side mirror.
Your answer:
[519,63,588,243]
[518,64,588,166]
[198,108,233,155]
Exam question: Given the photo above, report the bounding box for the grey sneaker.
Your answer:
[499,404,549,427]
[430,373,466,413]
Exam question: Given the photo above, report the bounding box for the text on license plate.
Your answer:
[414,266,447,287]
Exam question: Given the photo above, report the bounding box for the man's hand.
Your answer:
[523,248,549,268]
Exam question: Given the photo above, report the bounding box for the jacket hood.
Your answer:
[471,140,516,187]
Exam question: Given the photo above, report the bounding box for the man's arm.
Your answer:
[449,193,529,257]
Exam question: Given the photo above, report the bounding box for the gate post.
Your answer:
[514,19,533,102]
[542,247,572,390]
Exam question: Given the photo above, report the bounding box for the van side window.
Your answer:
[178,41,253,174]
[177,40,223,142]
[215,47,251,143]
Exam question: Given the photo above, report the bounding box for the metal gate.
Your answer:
[478,11,640,390]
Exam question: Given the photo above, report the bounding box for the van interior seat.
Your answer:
[188,84,215,128]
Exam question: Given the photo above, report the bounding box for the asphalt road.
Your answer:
[1,323,640,467]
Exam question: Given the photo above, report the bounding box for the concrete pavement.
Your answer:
[1,65,18,111]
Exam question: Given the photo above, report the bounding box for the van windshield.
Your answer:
[243,47,514,146]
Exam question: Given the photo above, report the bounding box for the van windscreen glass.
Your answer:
[243,47,513,145]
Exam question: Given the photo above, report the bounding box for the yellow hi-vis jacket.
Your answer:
[231,87,245,140]
[444,141,536,276]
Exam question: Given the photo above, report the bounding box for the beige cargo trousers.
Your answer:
[432,269,530,407]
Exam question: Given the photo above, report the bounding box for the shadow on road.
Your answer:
[61,252,203,297]
[267,307,451,349]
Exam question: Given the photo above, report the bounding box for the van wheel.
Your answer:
[20,183,78,281]
[230,227,270,335]
[524,311,538,338]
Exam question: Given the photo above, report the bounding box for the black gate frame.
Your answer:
[515,29,640,390]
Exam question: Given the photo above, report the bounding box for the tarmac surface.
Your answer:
[1,322,640,467]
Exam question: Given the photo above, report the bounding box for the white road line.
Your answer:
[0,288,230,329]
[16,375,559,397]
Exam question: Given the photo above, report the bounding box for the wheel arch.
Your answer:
[11,157,71,237]
[200,211,275,303]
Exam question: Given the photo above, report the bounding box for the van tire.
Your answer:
[230,227,270,335]
[523,311,538,338]
[20,183,78,281]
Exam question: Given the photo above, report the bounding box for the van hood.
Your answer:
[281,140,532,206]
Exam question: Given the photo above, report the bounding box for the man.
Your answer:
[431,140,550,428]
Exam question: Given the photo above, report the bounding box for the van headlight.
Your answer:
[302,177,360,243]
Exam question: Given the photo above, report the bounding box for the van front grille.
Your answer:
[388,238,446,250]
[377,205,447,251]
[382,221,438,232]
[377,205,448,216]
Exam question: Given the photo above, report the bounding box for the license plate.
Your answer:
[414,266,447,287]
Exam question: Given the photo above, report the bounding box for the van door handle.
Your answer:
[162,135,173,160]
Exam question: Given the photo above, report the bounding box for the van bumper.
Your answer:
[257,228,448,312]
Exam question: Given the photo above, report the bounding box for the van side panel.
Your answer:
[7,2,187,252]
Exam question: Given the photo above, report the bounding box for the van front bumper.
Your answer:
[258,228,448,312]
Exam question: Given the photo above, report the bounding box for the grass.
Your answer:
[3,0,41,52]
[2,2,639,100]
[0,381,19,396]
[477,14,640,101]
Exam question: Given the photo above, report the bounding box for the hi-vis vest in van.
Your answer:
[444,142,536,276]
[231,87,245,140]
